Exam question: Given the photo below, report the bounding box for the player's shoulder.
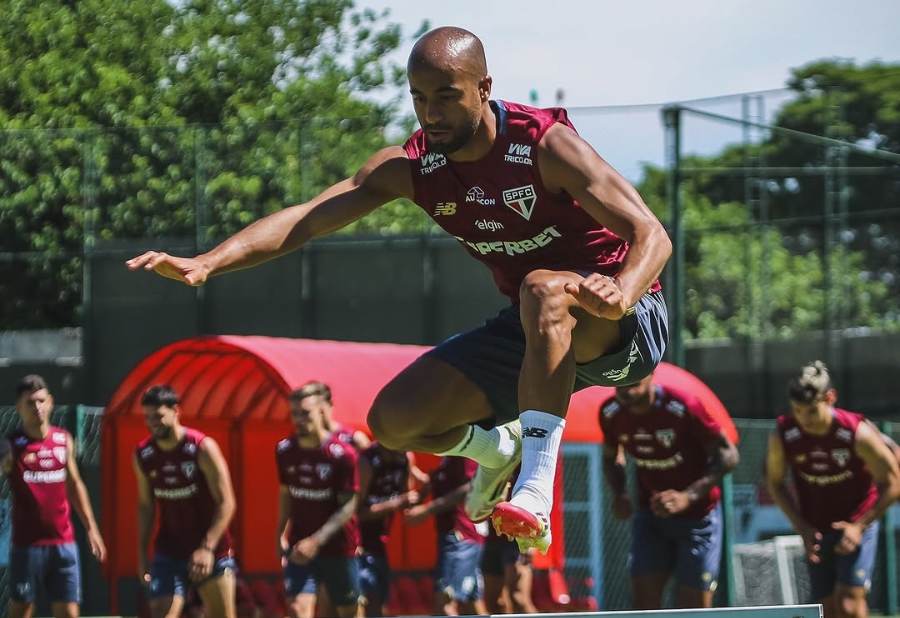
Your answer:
[136,436,156,460]
[275,437,295,456]
[325,438,357,463]
[599,396,622,422]
[657,386,699,418]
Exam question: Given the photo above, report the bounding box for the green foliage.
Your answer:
[638,58,900,341]
[0,0,415,327]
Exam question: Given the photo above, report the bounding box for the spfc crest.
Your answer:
[831,448,851,467]
[181,461,196,479]
[655,429,676,448]
[52,446,67,464]
[316,463,332,480]
[502,185,537,220]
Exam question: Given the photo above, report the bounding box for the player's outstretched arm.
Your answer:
[126,146,413,285]
[537,124,672,312]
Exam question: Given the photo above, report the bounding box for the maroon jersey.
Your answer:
[276,434,360,557]
[600,386,724,518]
[431,457,483,543]
[777,408,878,531]
[7,426,74,547]
[403,100,661,302]
[135,428,233,560]
[359,444,410,555]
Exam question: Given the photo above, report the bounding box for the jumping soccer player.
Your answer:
[126,26,671,552]
[134,385,238,618]
[766,361,900,618]
[276,387,361,618]
[1,375,106,618]
[599,373,738,609]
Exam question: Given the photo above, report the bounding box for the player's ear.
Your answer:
[478,75,492,102]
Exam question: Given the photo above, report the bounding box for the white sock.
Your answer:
[510,410,565,516]
[439,424,516,469]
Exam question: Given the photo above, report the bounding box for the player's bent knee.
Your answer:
[367,396,420,450]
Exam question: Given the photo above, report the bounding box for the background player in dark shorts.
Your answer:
[766,362,900,618]
[276,387,361,618]
[127,26,672,553]
[357,441,421,616]
[405,456,486,616]
[600,373,739,609]
[135,385,238,618]
[1,375,106,618]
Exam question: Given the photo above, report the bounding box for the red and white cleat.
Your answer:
[491,501,551,554]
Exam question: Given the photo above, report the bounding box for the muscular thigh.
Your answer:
[372,355,494,435]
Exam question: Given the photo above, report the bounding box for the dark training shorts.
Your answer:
[807,521,879,600]
[9,542,81,604]
[148,553,236,599]
[426,291,668,423]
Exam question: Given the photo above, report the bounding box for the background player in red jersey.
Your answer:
[766,361,900,618]
[1,375,106,618]
[599,373,739,610]
[481,524,537,614]
[405,456,487,617]
[276,387,361,618]
[127,25,671,553]
[134,385,238,618]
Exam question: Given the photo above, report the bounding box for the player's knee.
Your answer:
[367,394,418,450]
[518,271,572,326]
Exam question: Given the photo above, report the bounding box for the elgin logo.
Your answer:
[433,202,457,216]
[505,143,533,165]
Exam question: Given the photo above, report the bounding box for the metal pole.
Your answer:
[663,106,684,366]
[721,473,737,607]
[81,130,98,401]
[882,421,898,615]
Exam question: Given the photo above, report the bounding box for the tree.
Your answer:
[0,0,418,327]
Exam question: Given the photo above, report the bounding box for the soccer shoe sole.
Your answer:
[491,501,551,554]
[464,421,522,522]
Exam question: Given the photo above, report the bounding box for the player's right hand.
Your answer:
[799,525,823,564]
[611,494,633,520]
[126,251,212,286]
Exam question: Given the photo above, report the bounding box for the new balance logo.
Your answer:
[522,427,548,438]
[433,202,457,216]
[505,143,533,165]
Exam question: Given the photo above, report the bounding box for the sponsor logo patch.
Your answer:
[457,225,562,257]
[419,153,447,175]
[504,143,533,165]
[522,427,548,439]
[466,186,496,206]
[433,201,457,216]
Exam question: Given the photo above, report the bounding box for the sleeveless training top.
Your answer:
[403,100,661,301]
[777,408,878,531]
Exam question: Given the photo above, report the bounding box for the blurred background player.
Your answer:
[276,387,361,618]
[599,373,738,609]
[481,524,536,614]
[295,381,371,451]
[134,385,238,618]
[766,361,900,618]
[357,441,422,616]
[405,456,486,616]
[1,375,106,618]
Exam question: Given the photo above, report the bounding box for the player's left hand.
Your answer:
[188,546,214,581]
[832,521,863,555]
[88,529,107,563]
[650,490,690,517]
[564,274,629,320]
[290,537,320,564]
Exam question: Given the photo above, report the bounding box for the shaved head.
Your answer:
[407,27,492,155]
[408,26,488,81]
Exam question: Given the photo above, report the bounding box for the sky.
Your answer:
[360,0,900,179]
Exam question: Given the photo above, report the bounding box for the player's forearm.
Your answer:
[428,486,469,515]
[768,481,809,531]
[602,456,627,497]
[858,479,900,528]
[684,444,739,504]
[359,496,404,521]
[68,480,101,533]
[199,203,316,276]
[137,504,154,566]
[201,497,236,550]
[614,221,672,308]
[313,495,358,545]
